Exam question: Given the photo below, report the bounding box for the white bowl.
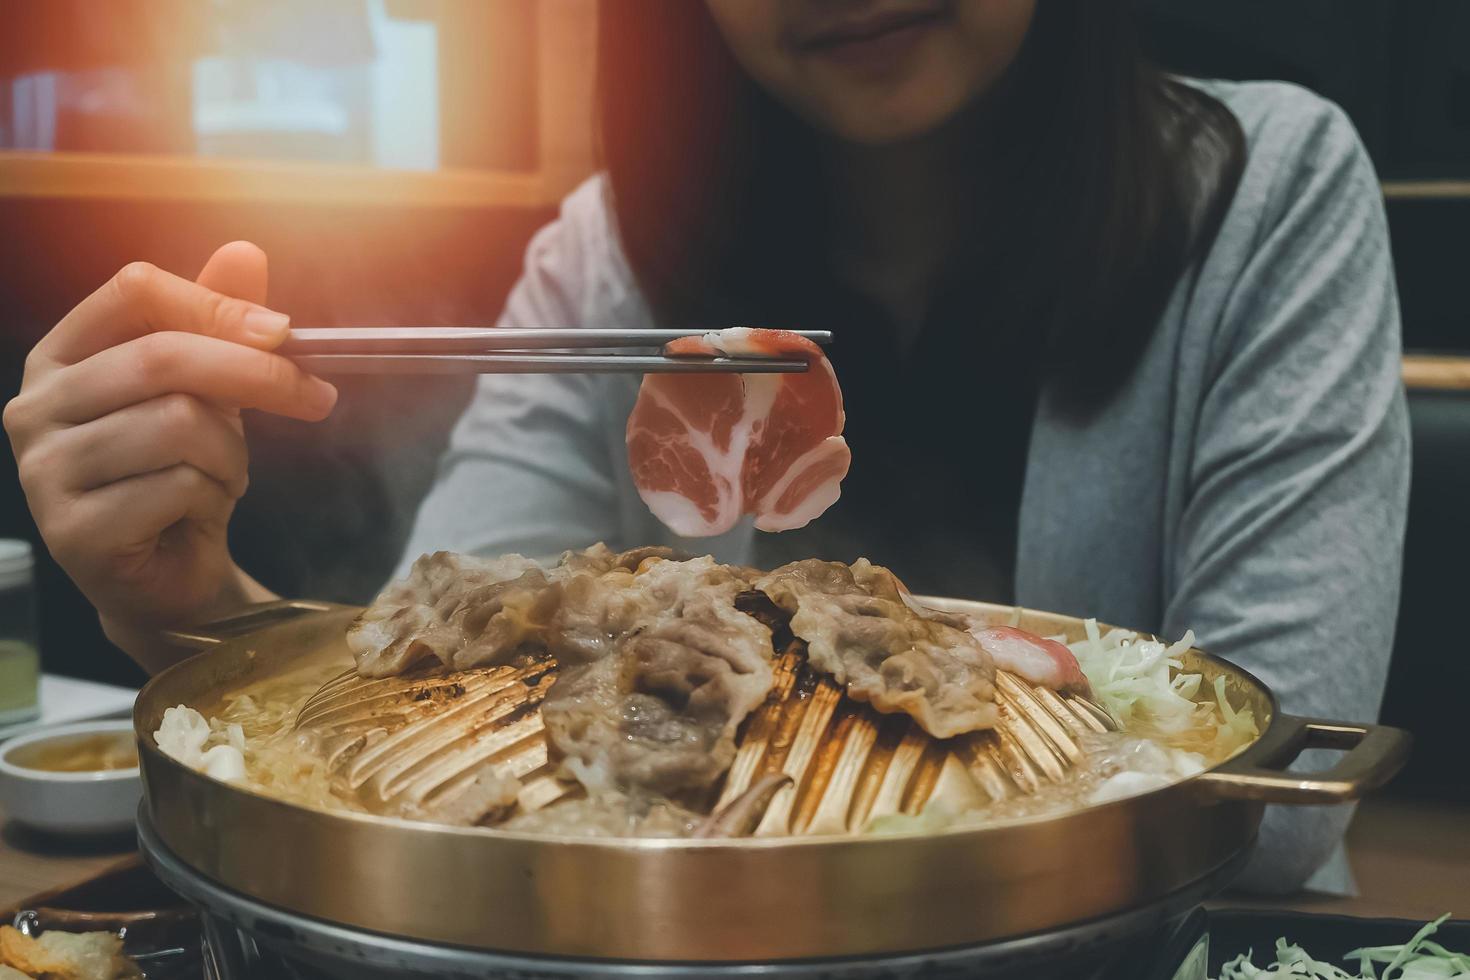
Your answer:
[0,720,141,834]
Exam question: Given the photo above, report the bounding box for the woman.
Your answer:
[4,1,1407,894]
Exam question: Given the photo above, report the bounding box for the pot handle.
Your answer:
[161,600,343,651]
[1195,715,1411,804]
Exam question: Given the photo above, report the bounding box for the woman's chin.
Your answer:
[807,92,976,146]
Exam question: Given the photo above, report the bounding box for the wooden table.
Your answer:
[0,818,135,911]
[2,797,1467,917]
[1211,797,1470,921]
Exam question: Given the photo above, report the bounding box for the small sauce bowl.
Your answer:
[0,720,141,834]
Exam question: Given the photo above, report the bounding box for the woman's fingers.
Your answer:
[191,243,273,424]
[40,394,250,499]
[2,246,310,652]
[32,258,292,368]
[43,464,235,572]
[25,330,338,427]
[195,241,269,307]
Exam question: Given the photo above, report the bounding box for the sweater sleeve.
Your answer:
[394,180,628,573]
[1162,93,1410,893]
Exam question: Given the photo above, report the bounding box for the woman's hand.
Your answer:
[3,242,338,670]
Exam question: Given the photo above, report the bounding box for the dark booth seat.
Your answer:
[1380,386,1470,800]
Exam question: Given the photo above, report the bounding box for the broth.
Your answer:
[159,622,1259,836]
[7,731,138,772]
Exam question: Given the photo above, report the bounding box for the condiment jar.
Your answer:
[0,540,40,725]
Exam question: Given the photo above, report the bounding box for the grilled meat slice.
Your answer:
[350,545,702,677]
[755,559,998,738]
[556,543,685,575]
[350,548,777,799]
[348,552,547,677]
[541,558,774,798]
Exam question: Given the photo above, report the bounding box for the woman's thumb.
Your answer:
[196,241,270,307]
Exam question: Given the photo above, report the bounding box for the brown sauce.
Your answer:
[6,731,138,772]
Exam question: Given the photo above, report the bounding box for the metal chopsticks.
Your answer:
[282,328,832,375]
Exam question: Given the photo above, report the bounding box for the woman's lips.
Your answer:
[795,8,949,73]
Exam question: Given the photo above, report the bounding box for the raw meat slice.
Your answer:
[968,625,1091,694]
[626,328,850,537]
[871,568,1091,695]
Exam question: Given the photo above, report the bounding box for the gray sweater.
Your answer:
[398,80,1410,895]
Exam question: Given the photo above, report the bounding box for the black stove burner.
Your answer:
[197,917,1197,980]
[138,811,1239,980]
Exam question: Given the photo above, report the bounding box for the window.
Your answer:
[0,0,596,206]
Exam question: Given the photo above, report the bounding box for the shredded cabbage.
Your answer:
[1069,620,1258,758]
[1214,916,1469,979]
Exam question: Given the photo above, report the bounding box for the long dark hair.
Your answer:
[596,2,1245,408]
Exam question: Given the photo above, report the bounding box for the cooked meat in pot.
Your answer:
[347,552,548,677]
[556,543,685,576]
[350,547,778,799]
[349,545,695,676]
[755,558,998,738]
[162,544,1264,838]
[347,546,1013,802]
[542,558,775,798]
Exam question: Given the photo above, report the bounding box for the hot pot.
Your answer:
[132,598,1408,976]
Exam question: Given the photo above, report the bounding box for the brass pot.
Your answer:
[134,599,1409,962]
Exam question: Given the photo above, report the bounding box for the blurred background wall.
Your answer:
[0,0,589,684]
[1,1,1466,797]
